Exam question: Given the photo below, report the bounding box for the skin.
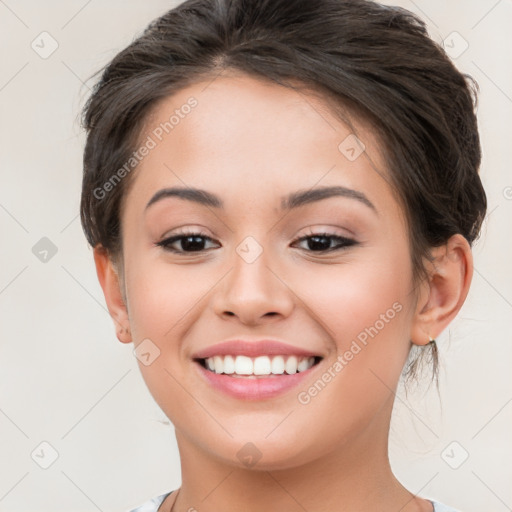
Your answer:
[94,72,473,512]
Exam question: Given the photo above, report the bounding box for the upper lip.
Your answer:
[192,339,322,359]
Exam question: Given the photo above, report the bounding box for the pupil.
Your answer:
[179,235,335,252]
[309,236,330,251]
[182,236,204,251]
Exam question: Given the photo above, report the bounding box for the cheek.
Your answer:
[123,253,217,426]
[297,251,412,348]
[291,249,414,409]
[125,254,216,343]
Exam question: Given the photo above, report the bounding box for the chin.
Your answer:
[203,432,325,472]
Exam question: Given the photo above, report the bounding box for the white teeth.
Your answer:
[213,355,224,374]
[297,357,310,372]
[253,356,271,375]
[271,356,285,374]
[223,355,235,374]
[235,355,253,375]
[285,355,298,374]
[203,355,316,376]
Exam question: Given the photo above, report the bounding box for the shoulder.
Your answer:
[126,491,174,512]
[431,501,461,512]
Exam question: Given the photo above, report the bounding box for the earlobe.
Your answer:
[93,245,132,344]
[410,234,473,346]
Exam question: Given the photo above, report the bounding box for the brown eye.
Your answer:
[156,232,219,253]
[292,233,357,253]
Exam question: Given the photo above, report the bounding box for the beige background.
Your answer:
[0,1,511,511]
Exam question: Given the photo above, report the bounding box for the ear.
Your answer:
[93,245,132,344]
[410,234,473,346]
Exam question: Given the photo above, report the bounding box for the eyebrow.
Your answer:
[145,185,377,214]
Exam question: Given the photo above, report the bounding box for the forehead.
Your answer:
[143,73,376,157]
[127,72,393,213]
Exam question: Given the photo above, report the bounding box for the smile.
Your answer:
[193,357,324,400]
[191,338,324,399]
[198,354,321,377]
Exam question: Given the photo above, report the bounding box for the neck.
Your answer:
[167,401,430,512]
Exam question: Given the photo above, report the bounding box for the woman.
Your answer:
[80,0,487,510]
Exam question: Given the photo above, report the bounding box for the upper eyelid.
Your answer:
[156,231,356,253]
[158,230,354,243]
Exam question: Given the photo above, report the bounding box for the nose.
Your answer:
[211,244,295,326]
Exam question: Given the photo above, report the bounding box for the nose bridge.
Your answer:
[212,234,294,323]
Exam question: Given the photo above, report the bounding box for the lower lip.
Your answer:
[194,361,319,400]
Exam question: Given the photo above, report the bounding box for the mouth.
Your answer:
[194,354,323,378]
[191,339,325,399]
[193,354,324,400]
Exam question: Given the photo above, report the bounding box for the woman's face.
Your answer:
[117,73,420,469]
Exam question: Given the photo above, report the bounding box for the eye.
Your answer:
[291,232,357,253]
[155,230,357,254]
[156,231,219,253]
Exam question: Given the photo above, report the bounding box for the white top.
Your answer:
[128,491,461,512]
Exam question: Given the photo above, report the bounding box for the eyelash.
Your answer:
[155,230,358,255]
